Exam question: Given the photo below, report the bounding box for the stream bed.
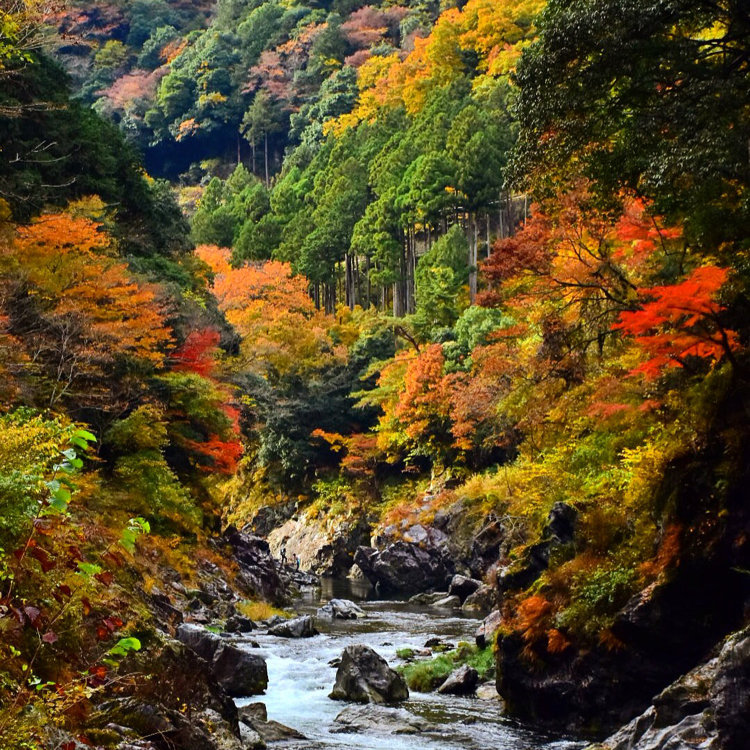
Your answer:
[236,580,585,750]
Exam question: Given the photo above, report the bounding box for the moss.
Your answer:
[397,644,494,692]
[398,654,454,691]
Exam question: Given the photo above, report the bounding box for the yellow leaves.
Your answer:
[198,91,228,106]
[176,118,199,141]
[326,0,544,128]
[325,53,401,135]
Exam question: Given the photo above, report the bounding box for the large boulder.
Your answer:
[91,638,241,750]
[238,702,306,744]
[354,541,454,594]
[175,623,222,662]
[409,591,449,605]
[317,598,366,620]
[176,624,268,697]
[430,594,461,608]
[267,614,319,638]
[475,610,502,649]
[448,574,482,602]
[437,665,479,696]
[211,644,268,697]
[222,526,285,605]
[462,584,497,613]
[590,628,750,750]
[268,515,371,577]
[331,705,429,735]
[329,645,409,704]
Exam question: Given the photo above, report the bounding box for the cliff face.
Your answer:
[590,627,750,750]
[493,430,750,737]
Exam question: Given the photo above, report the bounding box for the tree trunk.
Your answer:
[365,255,371,309]
[264,132,269,187]
[406,225,416,314]
[486,212,491,258]
[469,213,478,303]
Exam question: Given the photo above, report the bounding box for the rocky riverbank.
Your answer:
[245,475,749,746]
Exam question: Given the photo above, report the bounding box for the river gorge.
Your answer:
[235,579,584,750]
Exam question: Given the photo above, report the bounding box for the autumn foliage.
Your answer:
[1,211,171,408]
[614,266,738,378]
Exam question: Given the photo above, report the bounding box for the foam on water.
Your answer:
[236,580,584,750]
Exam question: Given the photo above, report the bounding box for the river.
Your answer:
[235,580,585,750]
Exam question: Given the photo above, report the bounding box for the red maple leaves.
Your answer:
[614,266,739,378]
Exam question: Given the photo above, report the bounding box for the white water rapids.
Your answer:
[234,580,585,750]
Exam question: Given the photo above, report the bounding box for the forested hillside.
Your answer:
[1,0,749,748]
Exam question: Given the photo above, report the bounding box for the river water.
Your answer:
[236,580,584,750]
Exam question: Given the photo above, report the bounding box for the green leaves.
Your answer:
[108,636,141,658]
[41,427,96,517]
[120,517,151,554]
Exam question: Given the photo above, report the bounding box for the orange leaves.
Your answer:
[196,245,339,377]
[514,594,553,645]
[393,344,451,449]
[3,209,172,406]
[546,628,572,654]
[614,266,738,378]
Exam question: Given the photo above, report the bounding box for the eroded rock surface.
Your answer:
[329,645,409,704]
[354,541,454,594]
[267,614,319,638]
[331,704,430,735]
[590,627,750,750]
[317,598,366,620]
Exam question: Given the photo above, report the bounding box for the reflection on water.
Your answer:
[236,579,584,750]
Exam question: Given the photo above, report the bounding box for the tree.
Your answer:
[512,0,750,251]
[2,211,172,410]
[241,90,284,185]
[613,266,739,379]
[413,224,469,338]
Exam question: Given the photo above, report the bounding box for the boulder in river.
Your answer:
[329,645,409,704]
[430,594,461,608]
[211,643,268,697]
[175,623,268,696]
[437,665,479,695]
[267,614,319,638]
[462,583,497,613]
[225,614,256,633]
[238,701,306,744]
[331,704,430,735]
[409,591,450,605]
[354,540,454,594]
[475,610,502,649]
[448,574,482,602]
[317,598,366,620]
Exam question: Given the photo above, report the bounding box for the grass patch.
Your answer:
[397,642,494,692]
[399,655,454,691]
[236,600,290,621]
[396,647,415,660]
